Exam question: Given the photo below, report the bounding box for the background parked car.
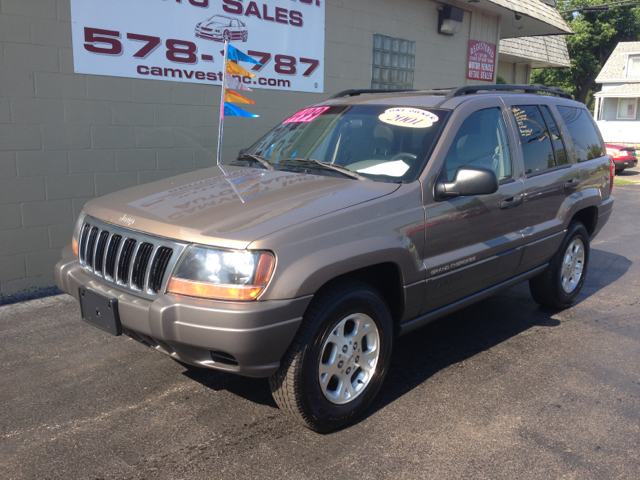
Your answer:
[606,144,638,173]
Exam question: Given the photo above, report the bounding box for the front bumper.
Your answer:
[55,245,312,377]
[613,158,638,169]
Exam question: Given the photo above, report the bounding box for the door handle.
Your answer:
[564,178,580,188]
[500,195,523,209]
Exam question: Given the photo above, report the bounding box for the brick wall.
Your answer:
[0,0,498,296]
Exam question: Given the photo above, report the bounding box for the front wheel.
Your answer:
[529,221,590,309]
[223,30,231,42]
[269,280,393,432]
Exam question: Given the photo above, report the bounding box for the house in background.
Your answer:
[594,41,640,145]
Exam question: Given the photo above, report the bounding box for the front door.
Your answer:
[420,100,528,314]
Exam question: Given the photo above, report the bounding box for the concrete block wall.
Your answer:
[0,0,497,296]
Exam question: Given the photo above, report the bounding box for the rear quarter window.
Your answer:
[557,106,605,162]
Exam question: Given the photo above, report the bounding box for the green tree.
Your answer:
[531,0,640,108]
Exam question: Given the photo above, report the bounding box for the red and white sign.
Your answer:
[70,0,325,93]
[467,40,496,82]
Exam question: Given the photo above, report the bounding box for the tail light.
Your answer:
[609,162,615,194]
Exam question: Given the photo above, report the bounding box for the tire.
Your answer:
[529,221,590,309]
[269,280,393,432]
[223,30,231,42]
[242,31,248,42]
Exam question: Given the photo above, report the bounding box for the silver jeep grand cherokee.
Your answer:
[56,85,615,432]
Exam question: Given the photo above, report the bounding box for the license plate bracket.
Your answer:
[79,286,121,336]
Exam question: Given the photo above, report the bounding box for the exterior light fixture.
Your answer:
[438,5,465,36]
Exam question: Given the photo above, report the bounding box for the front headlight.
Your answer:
[71,211,87,257]
[167,246,275,301]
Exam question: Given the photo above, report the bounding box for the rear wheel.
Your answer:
[269,280,393,432]
[529,221,590,309]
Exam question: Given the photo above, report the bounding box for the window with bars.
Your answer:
[371,34,416,90]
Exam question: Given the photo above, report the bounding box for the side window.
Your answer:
[231,19,239,27]
[540,106,568,166]
[511,105,556,175]
[557,106,605,162]
[444,108,512,182]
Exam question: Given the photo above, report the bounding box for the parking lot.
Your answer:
[1,186,639,480]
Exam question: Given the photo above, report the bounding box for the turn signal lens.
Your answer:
[254,253,275,285]
[71,211,87,259]
[167,278,263,300]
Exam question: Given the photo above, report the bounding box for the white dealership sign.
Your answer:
[70,0,325,93]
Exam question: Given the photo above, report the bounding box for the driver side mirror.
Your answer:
[435,166,498,200]
[238,147,248,156]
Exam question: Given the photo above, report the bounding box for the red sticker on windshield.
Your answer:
[283,106,330,124]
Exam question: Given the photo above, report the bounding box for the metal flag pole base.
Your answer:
[216,40,229,174]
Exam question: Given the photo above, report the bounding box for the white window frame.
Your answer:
[616,97,638,120]
[627,54,640,77]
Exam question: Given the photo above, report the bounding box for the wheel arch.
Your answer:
[571,206,598,236]
[313,262,405,325]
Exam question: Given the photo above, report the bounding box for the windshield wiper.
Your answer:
[280,158,366,180]
[232,154,273,170]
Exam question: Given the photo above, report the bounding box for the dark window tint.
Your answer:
[540,106,567,166]
[512,106,556,175]
[444,108,512,182]
[557,106,604,162]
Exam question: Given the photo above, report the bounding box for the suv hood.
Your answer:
[84,165,400,249]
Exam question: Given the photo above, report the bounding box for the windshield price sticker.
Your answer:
[70,0,325,93]
[283,106,330,124]
[379,108,439,128]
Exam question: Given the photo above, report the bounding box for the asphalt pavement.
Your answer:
[1,186,639,480]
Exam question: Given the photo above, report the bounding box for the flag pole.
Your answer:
[216,40,229,169]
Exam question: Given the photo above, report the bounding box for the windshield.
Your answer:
[244,105,450,183]
[207,15,231,25]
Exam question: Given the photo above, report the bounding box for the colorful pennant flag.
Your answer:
[226,74,253,91]
[226,60,256,78]
[227,44,262,65]
[225,89,254,104]
[217,43,259,167]
[224,103,259,118]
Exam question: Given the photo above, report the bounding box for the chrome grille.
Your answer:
[78,216,188,299]
[117,238,137,284]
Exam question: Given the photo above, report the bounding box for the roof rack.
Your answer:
[329,88,416,99]
[445,84,573,99]
[329,84,572,100]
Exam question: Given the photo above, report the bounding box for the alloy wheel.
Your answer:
[561,238,585,293]
[317,313,380,405]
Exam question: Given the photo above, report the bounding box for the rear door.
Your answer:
[420,97,528,314]
[500,99,582,274]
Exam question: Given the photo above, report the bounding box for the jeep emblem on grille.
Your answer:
[119,214,135,226]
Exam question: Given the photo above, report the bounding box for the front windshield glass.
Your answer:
[244,105,450,183]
